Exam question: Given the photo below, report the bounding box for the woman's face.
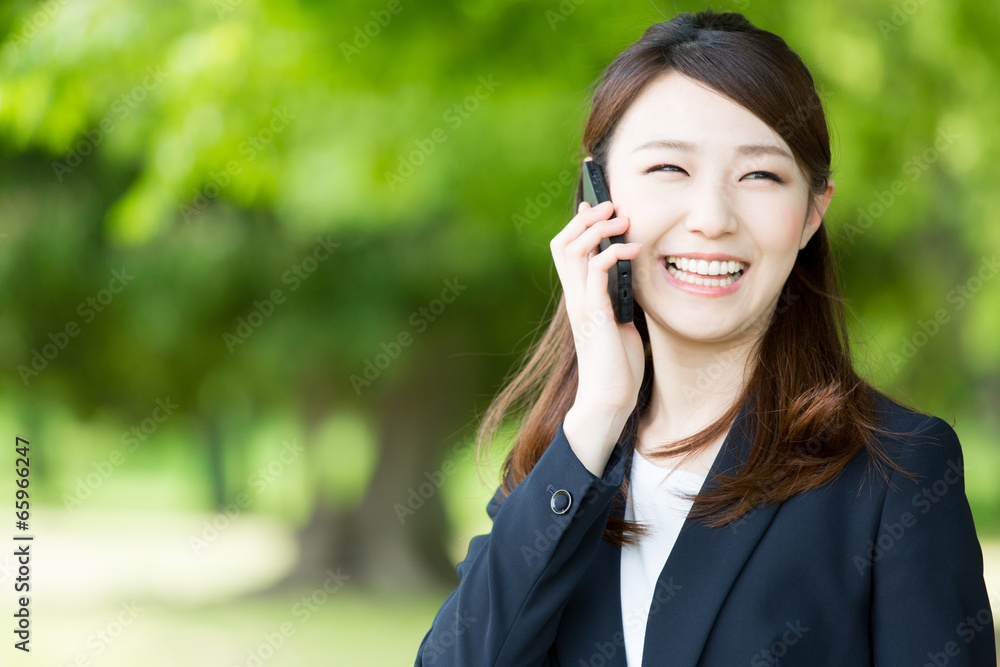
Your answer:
[604,71,834,346]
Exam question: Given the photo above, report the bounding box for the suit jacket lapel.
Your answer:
[637,397,782,667]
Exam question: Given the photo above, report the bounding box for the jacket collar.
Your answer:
[587,396,783,667]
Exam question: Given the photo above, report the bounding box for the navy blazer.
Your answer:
[415,394,995,666]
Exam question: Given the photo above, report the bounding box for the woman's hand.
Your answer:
[549,196,646,475]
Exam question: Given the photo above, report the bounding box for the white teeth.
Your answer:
[665,255,746,277]
[666,264,742,287]
[664,255,746,288]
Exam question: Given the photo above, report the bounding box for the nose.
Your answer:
[682,178,738,239]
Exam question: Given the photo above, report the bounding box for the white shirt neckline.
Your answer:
[621,448,709,666]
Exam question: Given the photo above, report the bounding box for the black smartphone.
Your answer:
[582,160,633,323]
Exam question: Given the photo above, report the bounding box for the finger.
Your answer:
[554,213,629,307]
[551,201,615,250]
[580,201,616,227]
[550,203,618,295]
[556,218,623,305]
[565,216,629,259]
[583,242,641,314]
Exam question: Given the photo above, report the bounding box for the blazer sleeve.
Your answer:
[869,415,996,665]
[414,420,629,667]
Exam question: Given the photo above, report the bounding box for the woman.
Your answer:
[415,10,994,666]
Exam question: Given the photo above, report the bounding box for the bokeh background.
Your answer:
[1,0,999,664]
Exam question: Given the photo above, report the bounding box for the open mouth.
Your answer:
[663,255,747,287]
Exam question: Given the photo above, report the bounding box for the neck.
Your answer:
[640,322,760,443]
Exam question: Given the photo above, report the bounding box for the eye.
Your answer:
[643,164,687,175]
[743,170,785,184]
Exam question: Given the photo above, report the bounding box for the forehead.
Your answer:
[609,71,790,156]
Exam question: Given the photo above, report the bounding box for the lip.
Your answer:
[660,256,749,297]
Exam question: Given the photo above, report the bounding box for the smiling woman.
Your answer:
[415,9,994,667]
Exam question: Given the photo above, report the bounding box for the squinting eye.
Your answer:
[643,165,784,183]
[744,171,785,184]
[643,164,687,175]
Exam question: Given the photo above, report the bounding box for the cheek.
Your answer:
[608,179,657,215]
[630,251,664,301]
[749,204,807,256]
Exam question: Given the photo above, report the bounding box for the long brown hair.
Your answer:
[476,10,919,546]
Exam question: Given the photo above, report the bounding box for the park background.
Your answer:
[1,0,999,664]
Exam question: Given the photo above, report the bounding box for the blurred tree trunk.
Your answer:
[203,417,227,508]
[281,346,476,591]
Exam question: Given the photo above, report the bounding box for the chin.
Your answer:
[640,308,733,343]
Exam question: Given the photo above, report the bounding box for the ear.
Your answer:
[800,178,835,250]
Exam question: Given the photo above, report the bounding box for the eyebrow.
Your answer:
[633,139,793,160]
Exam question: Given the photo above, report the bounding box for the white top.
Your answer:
[620,449,708,667]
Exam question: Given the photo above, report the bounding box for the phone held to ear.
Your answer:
[582,159,634,324]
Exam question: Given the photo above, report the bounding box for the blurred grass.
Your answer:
[35,573,1000,666]
[36,591,450,666]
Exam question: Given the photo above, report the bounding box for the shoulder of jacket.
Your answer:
[867,390,962,483]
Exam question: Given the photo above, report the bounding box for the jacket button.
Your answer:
[550,489,572,514]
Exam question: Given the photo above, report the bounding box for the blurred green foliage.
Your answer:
[1,0,999,594]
